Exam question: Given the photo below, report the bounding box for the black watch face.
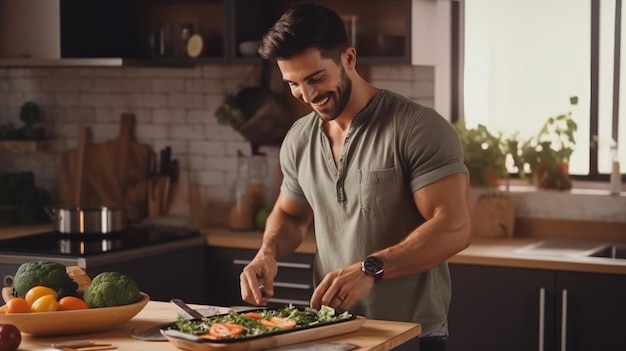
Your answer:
[364,256,384,275]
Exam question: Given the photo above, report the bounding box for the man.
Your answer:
[239,3,472,350]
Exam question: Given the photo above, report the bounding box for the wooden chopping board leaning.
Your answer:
[58,114,152,222]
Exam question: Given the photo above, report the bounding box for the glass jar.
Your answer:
[180,23,194,57]
[229,153,268,230]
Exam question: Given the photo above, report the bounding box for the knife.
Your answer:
[159,146,172,176]
[170,298,204,319]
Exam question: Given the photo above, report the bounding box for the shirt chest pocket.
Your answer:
[359,167,401,216]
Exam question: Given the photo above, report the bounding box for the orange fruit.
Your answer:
[5,297,30,314]
[30,295,58,312]
[25,286,58,306]
[57,296,89,311]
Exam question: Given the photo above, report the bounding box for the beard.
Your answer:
[312,68,352,122]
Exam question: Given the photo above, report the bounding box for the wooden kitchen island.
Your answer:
[16,300,421,351]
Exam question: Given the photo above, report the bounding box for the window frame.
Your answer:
[450,0,622,183]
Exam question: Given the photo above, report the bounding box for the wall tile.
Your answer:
[0,64,468,222]
[153,78,186,93]
[166,93,204,108]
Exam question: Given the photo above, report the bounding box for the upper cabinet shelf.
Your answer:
[0,0,447,67]
[230,0,412,65]
[124,0,228,64]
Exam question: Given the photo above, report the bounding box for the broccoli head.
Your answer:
[83,272,141,308]
[12,261,78,298]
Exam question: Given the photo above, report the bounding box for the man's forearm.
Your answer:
[258,207,312,260]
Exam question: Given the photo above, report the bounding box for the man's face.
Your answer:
[277,48,352,122]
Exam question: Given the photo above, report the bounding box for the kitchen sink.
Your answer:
[516,238,626,260]
[515,238,608,258]
[586,244,626,259]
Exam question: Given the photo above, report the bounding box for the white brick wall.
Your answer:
[0,64,436,211]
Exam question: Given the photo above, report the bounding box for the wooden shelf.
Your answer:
[0,140,60,153]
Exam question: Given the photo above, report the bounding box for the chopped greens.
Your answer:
[173,305,352,340]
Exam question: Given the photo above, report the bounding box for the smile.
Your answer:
[312,96,329,108]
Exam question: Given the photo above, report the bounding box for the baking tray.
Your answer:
[161,309,366,351]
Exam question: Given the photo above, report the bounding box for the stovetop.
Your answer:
[0,226,201,257]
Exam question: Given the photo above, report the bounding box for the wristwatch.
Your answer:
[361,256,384,282]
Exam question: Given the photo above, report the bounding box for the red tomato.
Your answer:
[0,323,21,351]
[208,322,244,339]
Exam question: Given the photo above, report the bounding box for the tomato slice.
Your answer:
[199,333,218,340]
[260,319,275,328]
[208,322,244,338]
[269,317,296,330]
[243,312,263,320]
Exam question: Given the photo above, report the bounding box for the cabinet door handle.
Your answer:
[539,287,545,351]
[233,259,312,269]
[561,289,568,351]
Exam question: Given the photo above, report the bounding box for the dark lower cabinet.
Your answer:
[86,245,206,304]
[447,264,555,351]
[448,263,626,351]
[557,271,626,351]
[205,247,314,309]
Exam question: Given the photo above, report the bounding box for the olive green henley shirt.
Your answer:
[279,89,468,336]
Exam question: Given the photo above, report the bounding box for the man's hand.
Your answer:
[240,254,278,306]
[310,262,375,311]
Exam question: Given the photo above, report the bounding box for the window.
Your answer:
[459,0,624,180]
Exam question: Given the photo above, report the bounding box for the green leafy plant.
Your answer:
[508,96,578,190]
[19,101,41,125]
[0,101,46,141]
[214,94,248,130]
[454,122,508,188]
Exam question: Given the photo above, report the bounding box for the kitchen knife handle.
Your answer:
[539,287,545,351]
[561,289,568,351]
[170,298,204,319]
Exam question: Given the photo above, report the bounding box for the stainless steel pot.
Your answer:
[45,206,127,234]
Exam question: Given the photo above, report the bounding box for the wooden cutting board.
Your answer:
[58,114,152,222]
[168,169,191,217]
[163,316,366,351]
[58,126,92,207]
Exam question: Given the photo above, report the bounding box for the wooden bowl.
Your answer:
[0,292,149,336]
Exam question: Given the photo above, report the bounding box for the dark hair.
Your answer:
[259,3,349,62]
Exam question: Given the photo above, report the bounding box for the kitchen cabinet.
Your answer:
[232,0,413,65]
[1,0,448,66]
[0,0,228,66]
[555,271,626,350]
[205,246,314,308]
[0,0,137,62]
[87,245,206,304]
[447,264,555,351]
[447,264,626,351]
[124,0,228,65]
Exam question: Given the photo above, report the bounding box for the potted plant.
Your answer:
[454,122,515,238]
[214,94,248,130]
[508,97,578,190]
[214,62,292,155]
[454,122,508,189]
